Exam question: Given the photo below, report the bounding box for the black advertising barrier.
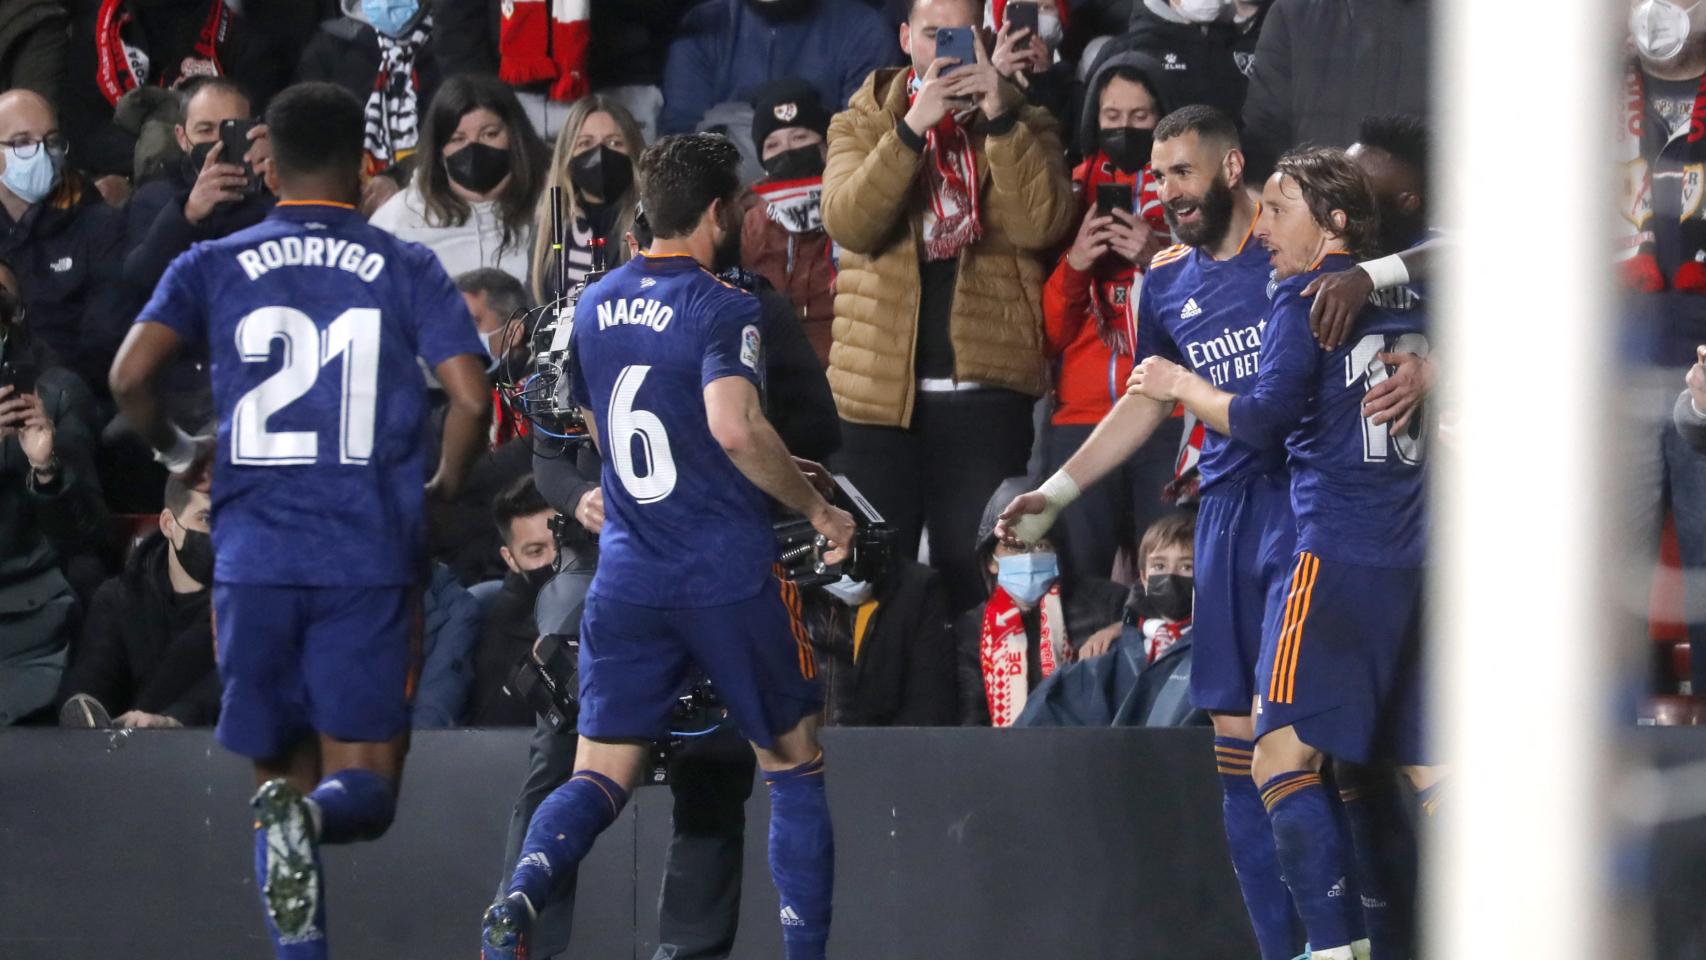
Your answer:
[27,726,1706,959]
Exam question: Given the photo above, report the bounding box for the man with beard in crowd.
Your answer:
[998,105,1326,960]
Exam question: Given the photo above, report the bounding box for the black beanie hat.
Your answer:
[751,78,832,152]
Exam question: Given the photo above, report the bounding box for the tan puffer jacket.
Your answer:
[822,67,1075,428]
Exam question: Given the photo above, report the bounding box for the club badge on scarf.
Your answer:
[978,583,1067,727]
[1618,62,1706,293]
[906,70,983,261]
[755,176,824,234]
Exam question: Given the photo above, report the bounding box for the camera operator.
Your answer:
[501,222,840,959]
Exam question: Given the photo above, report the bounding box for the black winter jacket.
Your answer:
[1091,1,1266,123]
[801,559,957,726]
[954,576,1128,726]
[0,181,131,391]
[0,0,69,106]
[57,532,219,725]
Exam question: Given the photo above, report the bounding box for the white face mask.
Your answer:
[1633,0,1700,62]
[1037,12,1064,48]
[821,575,875,607]
[1173,0,1225,23]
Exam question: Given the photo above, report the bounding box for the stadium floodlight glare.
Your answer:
[1434,0,1617,956]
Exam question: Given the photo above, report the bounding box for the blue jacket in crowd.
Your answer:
[413,564,482,728]
[659,0,899,135]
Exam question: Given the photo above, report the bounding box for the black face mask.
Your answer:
[445,141,513,195]
[184,140,218,179]
[1098,126,1154,175]
[1133,573,1193,623]
[510,563,556,598]
[762,144,825,182]
[711,200,744,274]
[569,146,633,205]
[174,527,215,587]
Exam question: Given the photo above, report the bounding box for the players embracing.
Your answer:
[1129,145,1441,960]
[481,133,855,960]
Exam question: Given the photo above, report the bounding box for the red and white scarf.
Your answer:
[906,70,983,261]
[978,584,1067,727]
[1618,61,1706,293]
[96,0,228,107]
[755,176,824,234]
[498,0,591,102]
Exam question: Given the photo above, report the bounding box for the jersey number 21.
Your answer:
[231,306,380,466]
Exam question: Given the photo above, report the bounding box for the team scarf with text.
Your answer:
[978,584,1066,727]
[755,176,824,234]
[95,0,228,106]
[906,70,983,261]
[1618,61,1706,293]
[363,15,432,173]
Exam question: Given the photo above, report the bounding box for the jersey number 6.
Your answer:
[608,364,678,503]
[232,306,380,466]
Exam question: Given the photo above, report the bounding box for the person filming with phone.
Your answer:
[0,256,106,726]
[821,0,1074,613]
[1038,53,1179,581]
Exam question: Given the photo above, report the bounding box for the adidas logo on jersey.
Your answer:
[1327,877,1347,898]
[779,905,805,927]
[1180,297,1202,319]
[639,277,656,289]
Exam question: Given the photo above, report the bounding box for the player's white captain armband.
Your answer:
[1358,254,1410,291]
[152,424,199,474]
[1009,470,1081,546]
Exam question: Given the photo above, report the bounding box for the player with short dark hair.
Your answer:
[1129,145,1438,960]
[997,105,1329,960]
[109,80,493,960]
[480,132,855,960]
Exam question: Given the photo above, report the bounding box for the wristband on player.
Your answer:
[1358,254,1410,290]
[1009,470,1081,545]
[152,425,199,474]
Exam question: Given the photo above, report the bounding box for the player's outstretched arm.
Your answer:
[110,321,209,486]
[704,376,855,564]
[429,353,493,501]
[994,391,1170,547]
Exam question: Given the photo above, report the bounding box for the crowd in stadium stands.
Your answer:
[2,0,1693,732]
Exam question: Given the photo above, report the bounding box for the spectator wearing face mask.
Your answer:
[822,0,1076,613]
[743,79,837,365]
[0,256,105,726]
[987,0,1078,153]
[58,0,296,180]
[370,75,549,285]
[799,557,958,725]
[1241,0,1429,177]
[297,0,446,215]
[658,0,899,138]
[471,475,561,726]
[57,475,218,730]
[424,270,537,588]
[957,477,1126,726]
[1040,54,1180,582]
[1085,0,1267,121]
[0,89,131,394]
[123,78,276,298]
[529,95,646,302]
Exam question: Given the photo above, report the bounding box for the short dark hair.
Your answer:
[163,474,194,518]
[1274,146,1381,259]
[456,268,533,323]
[1102,66,1163,110]
[492,475,552,543]
[1153,104,1241,152]
[263,82,365,180]
[417,75,549,254]
[636,134,742,238]
[1356,113,1429,197]
[1138,509,1196,569]
[178,76,252,115]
